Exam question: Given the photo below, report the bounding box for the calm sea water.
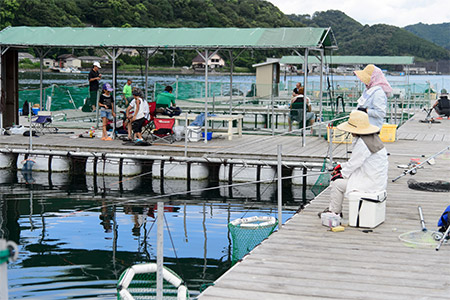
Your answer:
[1,169,307,299]
[19,71,450,92]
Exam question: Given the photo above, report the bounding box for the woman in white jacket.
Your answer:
[354,64,392,130]
[320,110,388,216]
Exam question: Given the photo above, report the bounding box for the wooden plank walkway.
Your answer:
[197,110,450,299]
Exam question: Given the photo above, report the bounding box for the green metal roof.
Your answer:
[280,55,414,65]
[0,26,337,49]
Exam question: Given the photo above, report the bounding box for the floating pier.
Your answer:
[197,110,450,299]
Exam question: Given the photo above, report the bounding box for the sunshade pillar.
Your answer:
[319,49,324,137]
[0,46,3,132]
[229,50,233,115]
[303,49,309,147]
[145,48,149,101]
[227,49,245,115]
[204,49,209,144]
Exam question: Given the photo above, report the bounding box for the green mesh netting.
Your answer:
[311,159,331,197]
[19,84,89,111]
[117,264,189,300]
[228,216,278,265]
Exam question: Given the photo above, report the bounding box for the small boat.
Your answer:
[50,67,81,73]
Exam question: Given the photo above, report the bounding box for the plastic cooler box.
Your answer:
[348,190,387,228]
[186,126,202,142]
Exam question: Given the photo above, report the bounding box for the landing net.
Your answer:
[398,230,443,247]
[228,216,277,265]
[311,159,331,196]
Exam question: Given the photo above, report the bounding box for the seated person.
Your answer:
[432,89,450,118]
[155,85,176,110]
[318,110,388,218]
[289,94,315,131]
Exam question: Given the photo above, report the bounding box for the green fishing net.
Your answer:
[228,216,278,265]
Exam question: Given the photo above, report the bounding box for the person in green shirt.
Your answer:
[155,86,176,109]
[122,78,133,106]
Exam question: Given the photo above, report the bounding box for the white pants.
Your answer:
[329,178,349,214]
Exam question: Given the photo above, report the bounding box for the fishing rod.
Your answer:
[392,145,450,182]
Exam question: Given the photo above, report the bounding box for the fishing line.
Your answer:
[57,170,329,218]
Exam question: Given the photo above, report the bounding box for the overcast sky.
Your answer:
[267,0,450,27]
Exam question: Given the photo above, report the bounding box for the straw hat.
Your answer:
[354,64,375,85]
[337,110,380,135]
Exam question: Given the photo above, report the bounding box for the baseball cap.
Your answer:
[93,61,101,68]
[102,83,113,92]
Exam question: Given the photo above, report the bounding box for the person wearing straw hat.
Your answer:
[319,110,388,217]
[354,64,392,129]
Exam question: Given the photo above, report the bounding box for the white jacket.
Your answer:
[357,86,387,129]
[340,137,388,195]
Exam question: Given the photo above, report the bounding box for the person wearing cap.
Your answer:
[354,64,392,129]
[87,62,102,112]
[319,110,388,217]
[99,83,116,141]
[122,78,133,107]
[126,88,147,142]
[432,89,450,118]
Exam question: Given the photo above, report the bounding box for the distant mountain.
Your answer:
[404,23,450,50]
[288,10,450,61]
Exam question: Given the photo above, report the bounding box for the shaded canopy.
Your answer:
[0,26,337,50]
[280,55,414,65]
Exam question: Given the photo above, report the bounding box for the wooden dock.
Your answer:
[197,110,450,299]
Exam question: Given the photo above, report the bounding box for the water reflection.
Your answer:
[0,169,305,299]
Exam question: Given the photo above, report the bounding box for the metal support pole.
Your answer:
[29,102,32,150]
[271,92,275,135]
[303,49,309,147]
[112,48,117,138]
[277,145,282,228]
[184,113,188,157]
[39,53,44,109]
[0,46,3,132]
[229,50,233,115]
[156,201,164,300]
[204,49,209,144]
[145,49,149,101]
[319,49,324,137]
[175,75,179,100]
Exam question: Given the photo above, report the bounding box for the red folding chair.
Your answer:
[142,102,157,139]
[151,117,175,144]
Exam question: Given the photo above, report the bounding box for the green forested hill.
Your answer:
[288,10,450,61]
[404,23,450,50]
[0,0,300,29]
[1,1,448,63]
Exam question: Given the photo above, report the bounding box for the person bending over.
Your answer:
[432,89,450,118]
